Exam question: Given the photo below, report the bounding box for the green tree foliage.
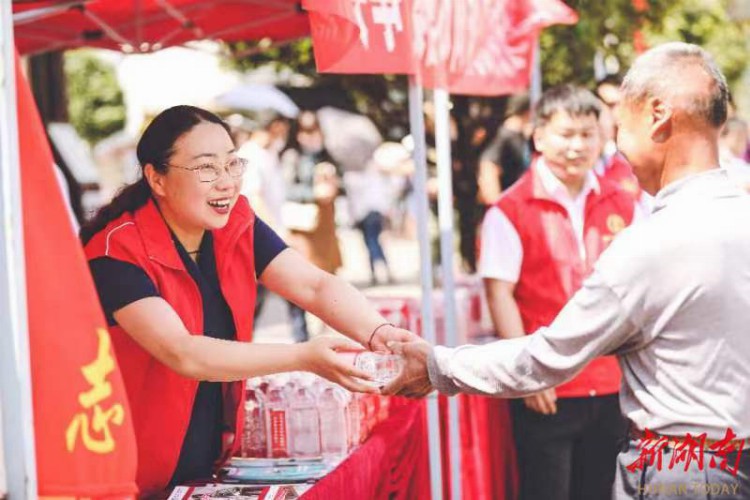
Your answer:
[541,0,749,90]
[64,50,126,144]
[644,0,749,87]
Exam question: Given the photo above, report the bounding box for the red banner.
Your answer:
[416,0,578,95]
[304,0,577,95]
[303,0,415,74]
[15,50,138,497]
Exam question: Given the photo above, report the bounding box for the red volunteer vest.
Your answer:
[496,163,634,398]
[84,197,257,495]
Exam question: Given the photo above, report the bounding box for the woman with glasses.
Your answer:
[80,105,412,495]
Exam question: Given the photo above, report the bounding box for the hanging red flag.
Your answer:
[304,0,577,96]
[416,0,578,95]
[302,0,415,74]
[15,50,138,498]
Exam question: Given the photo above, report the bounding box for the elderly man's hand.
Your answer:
[381,338,434,398]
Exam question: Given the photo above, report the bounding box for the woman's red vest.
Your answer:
[84,197,256,494]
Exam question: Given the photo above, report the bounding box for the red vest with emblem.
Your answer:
[84,197,257,495]
[496,163,633,398]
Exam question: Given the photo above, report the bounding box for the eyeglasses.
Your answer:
[165,157,248,183]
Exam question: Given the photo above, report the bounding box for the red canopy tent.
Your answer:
[13,0,310,55]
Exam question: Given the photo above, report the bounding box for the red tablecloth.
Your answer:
[303,399,430,499]
[440,394,518,500]
[304,395,518,499]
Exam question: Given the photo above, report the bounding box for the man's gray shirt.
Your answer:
[429,169,750,439]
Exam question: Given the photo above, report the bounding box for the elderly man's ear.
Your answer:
[649,97,672,143]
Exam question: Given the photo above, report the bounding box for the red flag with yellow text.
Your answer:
[15,50,138,497]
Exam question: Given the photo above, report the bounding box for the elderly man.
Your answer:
[385,42,750,498]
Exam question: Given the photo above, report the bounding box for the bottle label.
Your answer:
[269,409,288,457]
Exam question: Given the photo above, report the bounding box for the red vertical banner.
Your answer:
[14,51,138,497]
[302,0,415,74]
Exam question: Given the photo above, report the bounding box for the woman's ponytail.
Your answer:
[79,177,151,244]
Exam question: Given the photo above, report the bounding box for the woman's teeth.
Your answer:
[208,199,230,209]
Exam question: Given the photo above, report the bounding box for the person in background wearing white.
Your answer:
[238,114,290,234]
[237,114,291,319]
[344,142,410,285]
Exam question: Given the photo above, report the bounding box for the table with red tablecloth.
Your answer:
[302,398,430,499]
[304,395,518,499]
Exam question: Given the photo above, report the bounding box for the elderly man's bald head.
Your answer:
[621,42,729,128]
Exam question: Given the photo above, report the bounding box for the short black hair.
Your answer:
[534,85,602,127]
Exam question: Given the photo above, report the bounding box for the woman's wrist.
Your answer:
[367,322,395,351]
[291,342,310,372]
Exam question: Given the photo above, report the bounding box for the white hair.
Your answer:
[622,42,729,128]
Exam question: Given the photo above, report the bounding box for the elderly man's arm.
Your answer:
[426,270,640,397]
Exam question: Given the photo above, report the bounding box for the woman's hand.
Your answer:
[296,336,378,393]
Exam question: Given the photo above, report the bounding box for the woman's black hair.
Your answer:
[80,105,230,244]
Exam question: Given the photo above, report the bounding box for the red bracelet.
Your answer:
[367,322,394,351]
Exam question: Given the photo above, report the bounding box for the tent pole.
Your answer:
[408,76,443,500]
[0,7,39,499]
[433,87,462,500]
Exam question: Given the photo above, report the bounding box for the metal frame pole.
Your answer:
[408,76,443,500]
[433,87,461,500]
[0,5,38,498]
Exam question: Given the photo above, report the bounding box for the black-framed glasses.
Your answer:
[166,157,248,183]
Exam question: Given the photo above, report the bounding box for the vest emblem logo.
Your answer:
[606,214,626,235]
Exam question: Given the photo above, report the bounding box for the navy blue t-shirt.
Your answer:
[88,217,286,485]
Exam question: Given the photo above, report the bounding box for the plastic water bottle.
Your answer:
[241,379,266,458]
[288,378,321,457]
[317,384,349,458]
[264,380,290,458]
[347,393,361,449]
[338,351,404,386]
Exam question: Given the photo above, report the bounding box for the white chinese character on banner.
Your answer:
[352,0,403,53]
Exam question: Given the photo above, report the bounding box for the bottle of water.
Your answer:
[264,380,290,458]
[241,379,267,457]
[288,377,321,457]
[347,393,361,449]
[317,384,349,458]
[338,351,404,386]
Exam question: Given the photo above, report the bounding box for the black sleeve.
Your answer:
[89,257,159,326]
[253,217,288,278]
[480,134,503,163]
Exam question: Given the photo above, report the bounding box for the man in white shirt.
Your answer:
[385,43,750,499]
[478,85,638,500]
